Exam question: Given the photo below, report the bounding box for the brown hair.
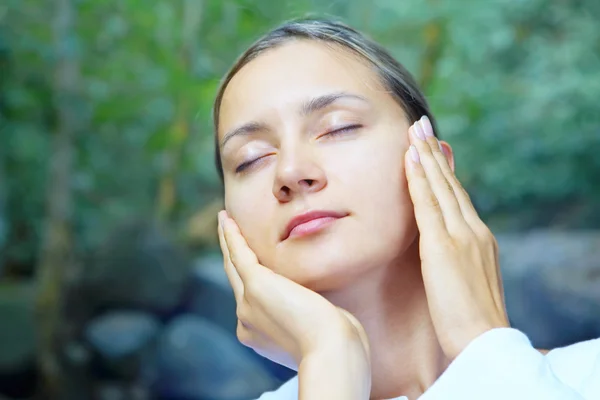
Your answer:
[213,17,439,180]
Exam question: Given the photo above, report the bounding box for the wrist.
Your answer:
[303,310,370,361]
[444,320,510,360]
[303,326,370,366]
[299,338,371,400]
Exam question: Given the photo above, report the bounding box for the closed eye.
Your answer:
[320,124,362,139]
[235,125,361,173]
[235,160,254,173]
[235,154,272,174]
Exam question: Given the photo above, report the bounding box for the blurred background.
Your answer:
[1,0,599,399]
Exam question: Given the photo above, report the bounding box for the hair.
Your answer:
[213,17,439,180]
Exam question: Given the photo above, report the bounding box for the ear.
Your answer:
[439,140,455,172]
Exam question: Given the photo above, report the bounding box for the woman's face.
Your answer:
[218,40,419,291]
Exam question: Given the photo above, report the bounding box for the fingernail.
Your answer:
[438,140,444,153]
[421,116,435,137]
[412,123,425,141]
[218,211,224,226]
[409,145,420,164]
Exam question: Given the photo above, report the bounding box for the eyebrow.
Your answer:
[219,91,369,149]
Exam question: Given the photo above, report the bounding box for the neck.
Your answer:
[320,238,450,400]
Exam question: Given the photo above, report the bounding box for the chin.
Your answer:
[284,260,366,292]
[271,241,380,292]
[264,219,414,292]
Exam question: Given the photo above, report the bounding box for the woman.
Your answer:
[214,18,599,399]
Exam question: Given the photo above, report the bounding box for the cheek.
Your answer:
[329,135,414,236]
[225,184,274,255]
[330,134,409,205]
[358,162,413,233]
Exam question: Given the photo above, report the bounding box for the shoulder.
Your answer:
[254,376,299,400]
[546,337,600,396]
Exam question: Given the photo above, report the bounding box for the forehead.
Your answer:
[218,40,387,136]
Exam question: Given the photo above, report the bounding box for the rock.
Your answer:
[84,221,191,315]
[155,315,277,400]
[187,253,237,333]
[498,230,600,348]
[85,311,161,360]
[94,381,150,400]
[84,311,161,380]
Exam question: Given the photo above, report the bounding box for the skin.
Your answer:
[218,40,428,292]
[217,40,509,399]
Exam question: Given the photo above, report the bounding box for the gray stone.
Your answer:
[84,311,161,360]
[94,382,150,400]
[84,221,191,315]
[187,253,237,334]
[155,314,277,400]
[498,230,600,348]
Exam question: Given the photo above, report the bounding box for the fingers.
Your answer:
[218,211,244,301]
[407,118,470,236]
[418,117,485,233]
[405,145,448,240]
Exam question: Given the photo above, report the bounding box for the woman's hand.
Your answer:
[405,116,510,361]
[217,211,370,371]
[218,212,372,399]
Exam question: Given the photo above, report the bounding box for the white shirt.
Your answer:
[256,328,600,399]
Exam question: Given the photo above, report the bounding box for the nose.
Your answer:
[272,149,327,202]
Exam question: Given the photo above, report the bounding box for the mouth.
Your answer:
[282,210,348,241]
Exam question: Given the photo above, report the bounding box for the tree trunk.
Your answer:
[156,0,203,221]
[35,0,79,397]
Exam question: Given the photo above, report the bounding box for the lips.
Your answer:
[281,210,347,241]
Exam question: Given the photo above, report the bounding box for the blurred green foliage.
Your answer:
[1,0,599,274]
